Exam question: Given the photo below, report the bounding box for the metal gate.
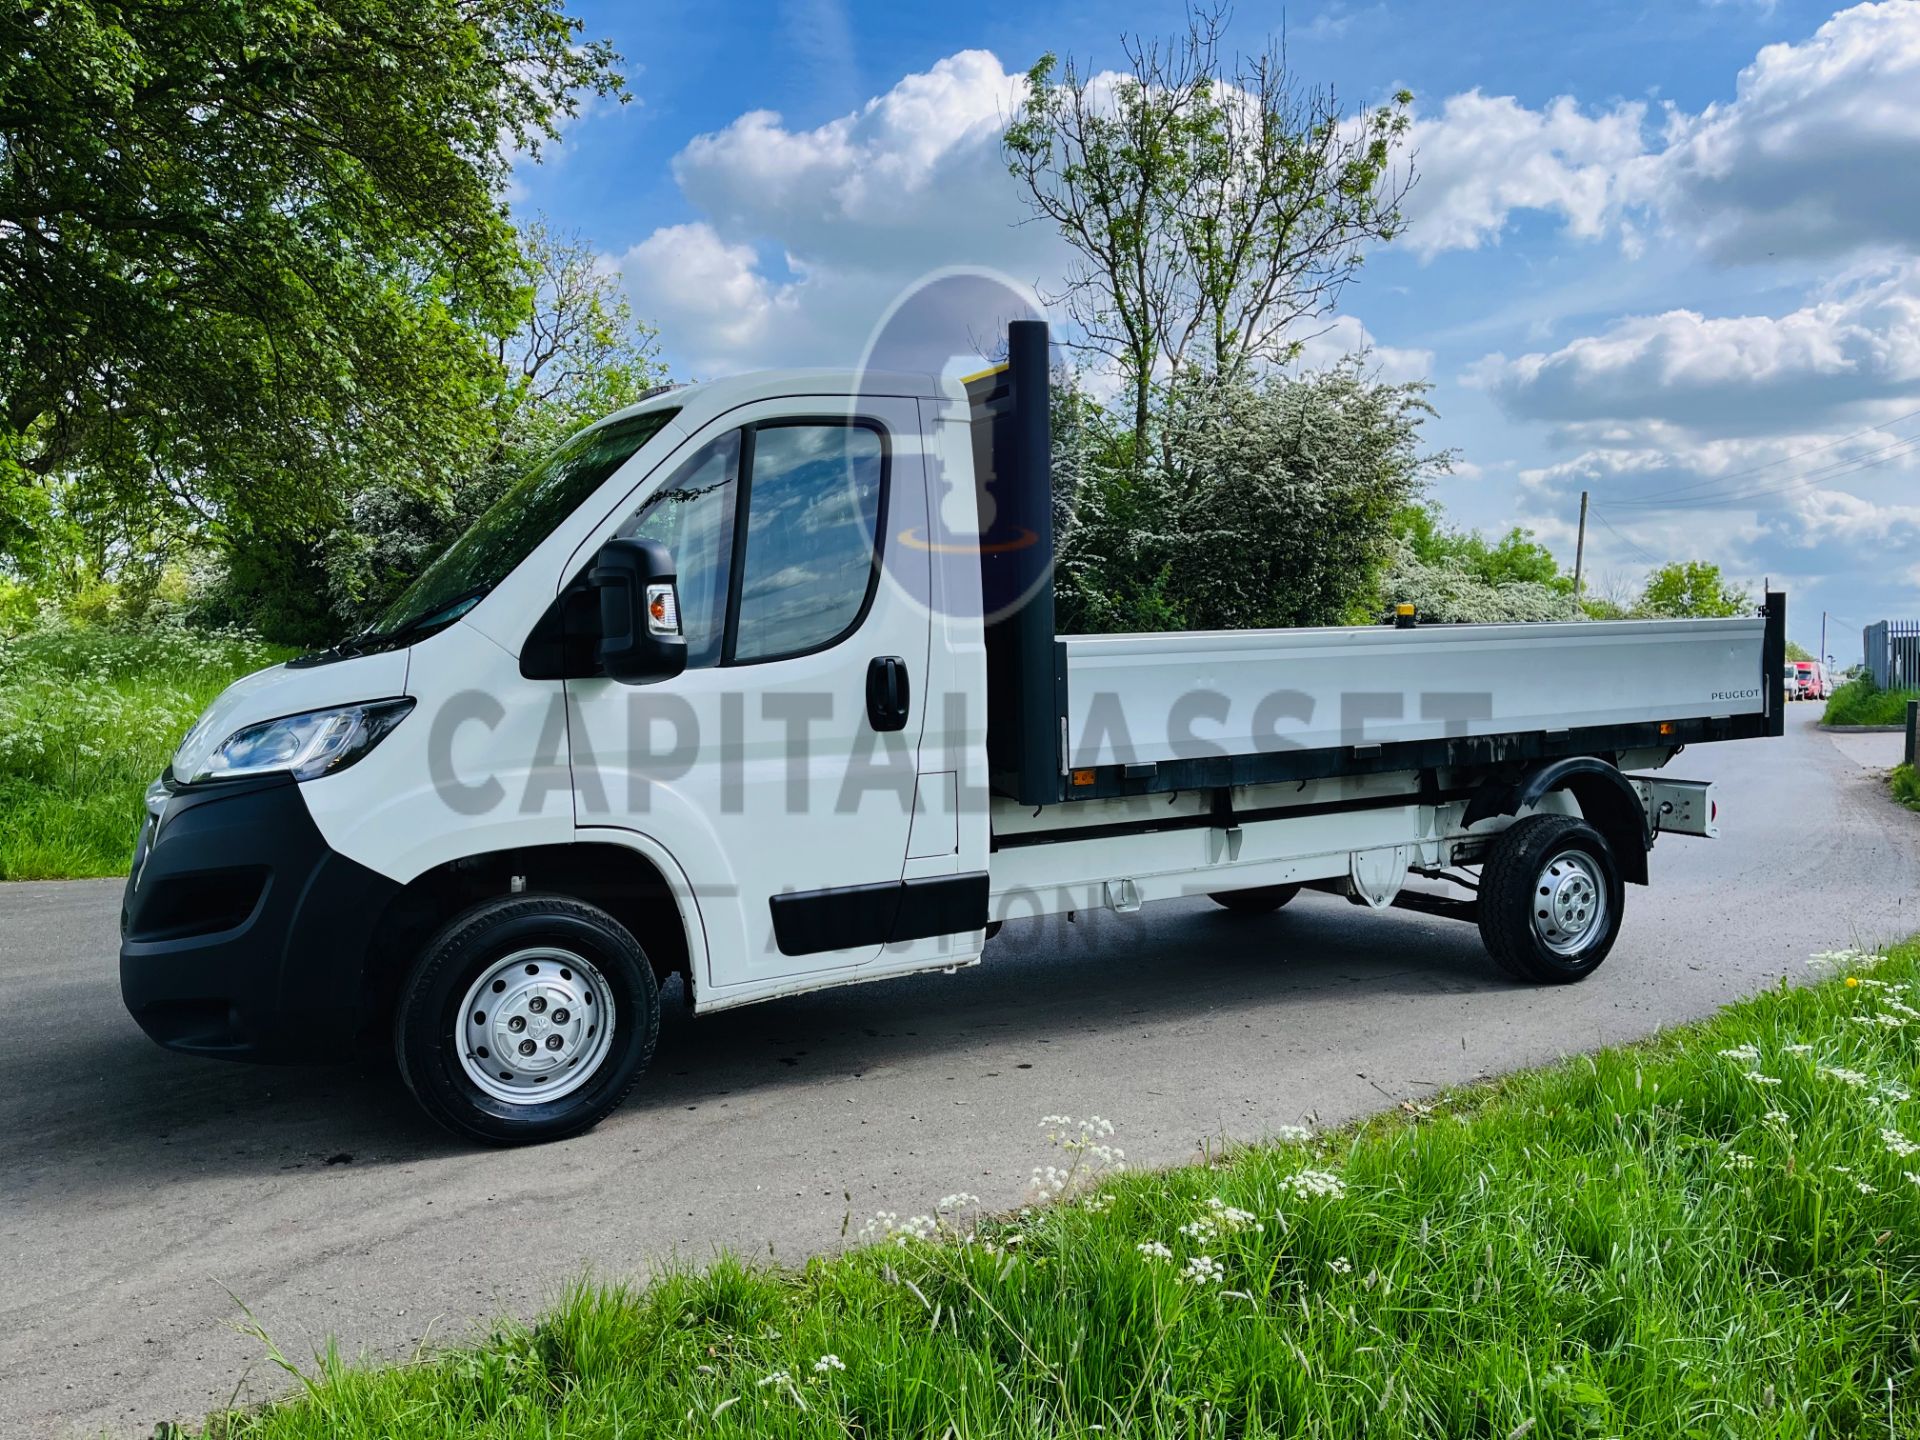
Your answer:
[1864,620,1920,690]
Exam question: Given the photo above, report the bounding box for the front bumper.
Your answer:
[119,774,402,1063]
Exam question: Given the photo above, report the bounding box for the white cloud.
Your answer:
[618,223,795,373]
[1405,1,1920,263]
[1650,0,1920,262]
[1291,314,1434,382]
[1402,91,1649,259]
[615,51,1055,373]
[1787,486,1920,543]
[1469,260,1920,433]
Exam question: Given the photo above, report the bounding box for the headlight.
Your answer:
[174,699,416,785]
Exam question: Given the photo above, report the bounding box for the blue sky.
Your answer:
[511,0,1920,662]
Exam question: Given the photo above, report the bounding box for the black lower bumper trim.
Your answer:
[119,774,401,1062]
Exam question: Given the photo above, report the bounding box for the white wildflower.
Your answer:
[1136,1240,1173,1262]
[757,1370,793,1389]
[1744,1071,1783,1086]
[1718,1044,1761,1063]
[1784,1043,1815,1056]
[1273,1124,1313,1142]
[1180,1254,1225,1285]
[812,1354,846,1375]
[1205,1198,1264,1232]
[1882,1129,1920,1159]
[937,1193,981,1213]
[1327,1256,1354,1274]
[1725,1152,1756,1170]
[1818,1065,1873,1089]
[1280,1168,1348,1200]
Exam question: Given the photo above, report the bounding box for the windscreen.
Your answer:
[365,408,679,648]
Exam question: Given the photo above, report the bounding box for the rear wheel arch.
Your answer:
[1465,757,1650,885]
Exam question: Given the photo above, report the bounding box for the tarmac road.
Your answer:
[2,704,1914,1437]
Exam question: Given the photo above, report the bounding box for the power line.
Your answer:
[1605,405,1920,508]
[1590,508,1664,568]
[1608,428,1920,512]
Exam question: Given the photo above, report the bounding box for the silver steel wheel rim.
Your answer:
[1531,849,1607,956]
[456,947,616,1106]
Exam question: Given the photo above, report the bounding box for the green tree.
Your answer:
[0,0,624,563]
[1004,4,1413,457]
[1391,503,1569,592]
[1635,561,1751,619]
[322,221,669,627]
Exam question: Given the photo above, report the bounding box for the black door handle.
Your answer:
[866,656,910,731]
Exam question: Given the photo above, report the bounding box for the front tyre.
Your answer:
[393,896,660,1145]
[1477,814,1624,984]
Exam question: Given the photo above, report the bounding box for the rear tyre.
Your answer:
[393,896,660,1145]
[1478,814,1623,984]
[1208,884,1302,914]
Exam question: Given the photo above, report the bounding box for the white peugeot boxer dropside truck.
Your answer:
[121,322,1786,1144]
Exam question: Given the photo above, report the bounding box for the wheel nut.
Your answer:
[545,1034,563,1050]
[552,1008,569,1024]
[508,1015,526,1033]
[518,1038,536,1056]
[528,996,547,1014]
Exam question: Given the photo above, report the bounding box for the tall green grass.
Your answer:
[192,941,1920,1439]
[1894,764,1920,813]
[0,618,288,879]
[1824,676,1920,728]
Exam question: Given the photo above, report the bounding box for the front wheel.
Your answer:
[1477,814,1624,984]
[393,896,660,1145]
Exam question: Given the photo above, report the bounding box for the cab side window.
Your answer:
[621,430,740,668]
[731,422,886,664]
[614,419,885,669]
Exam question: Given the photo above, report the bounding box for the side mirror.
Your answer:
[588,537,687,685]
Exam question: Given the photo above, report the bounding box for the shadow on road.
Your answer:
[6,894,1500,1196]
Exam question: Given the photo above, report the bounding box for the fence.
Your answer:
[1863,620,1920,691]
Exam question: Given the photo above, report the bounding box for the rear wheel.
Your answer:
[1478,814,1623,984]
[393,895,660,1145]
[1208,883,1302,914]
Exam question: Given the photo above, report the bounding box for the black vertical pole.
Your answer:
[1905,700,1917,770]
[1764,592,1787,739]
[981,320,1061,806]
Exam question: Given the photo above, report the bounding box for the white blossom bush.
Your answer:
[1051,367,1441,634]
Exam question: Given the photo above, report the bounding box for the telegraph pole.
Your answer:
[1572,491,1590,607]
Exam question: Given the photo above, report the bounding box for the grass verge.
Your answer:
[1894,764,1919,813]
[184,940,1920,1439]
[1824,676,1920,728]
[0,618,287,879]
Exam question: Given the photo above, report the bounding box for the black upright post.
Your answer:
[1763,592,1787,739]
[1905,700,1917,770]
[981,320,1061,807]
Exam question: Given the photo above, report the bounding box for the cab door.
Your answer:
[564,397,933,994]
